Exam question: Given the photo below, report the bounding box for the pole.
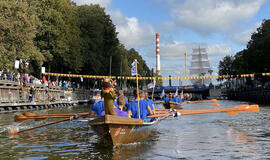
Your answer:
[135,59,140,119]
[109,56,112,76]
[151,78,155,100]
[184,53,187,86]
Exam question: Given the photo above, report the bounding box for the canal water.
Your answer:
[0,100,270,159]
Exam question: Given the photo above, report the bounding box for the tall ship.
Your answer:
[189,47,212,86]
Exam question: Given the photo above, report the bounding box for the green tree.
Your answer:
[27,0,83,75]
[0,1,44,71]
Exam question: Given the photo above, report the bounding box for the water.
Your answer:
[0,101,270,159]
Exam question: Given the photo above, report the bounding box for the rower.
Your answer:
[90,97,104,117]
[177,95,183,104]
[145,92,156,114]
[127,90,153,120]
[164,94,169,103]
[100,96,129,117]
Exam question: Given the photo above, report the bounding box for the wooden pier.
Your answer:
[0,80,91,112]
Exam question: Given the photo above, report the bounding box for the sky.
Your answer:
[73,0,270,86]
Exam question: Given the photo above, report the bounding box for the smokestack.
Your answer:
[156,33,160,75]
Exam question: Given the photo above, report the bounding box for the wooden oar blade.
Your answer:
[210,99,218,103]
[213,104,220,107]
[234,104,260,113]
[226,111,238,115]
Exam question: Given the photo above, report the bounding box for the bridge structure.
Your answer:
[149,86,209,100]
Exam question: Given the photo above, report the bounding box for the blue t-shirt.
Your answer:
[177,97,182,103]
[91,101,104,117]
[172,97,177,103]
[113,100,118,107]
[127,100,149,120]
[164,97,169,103]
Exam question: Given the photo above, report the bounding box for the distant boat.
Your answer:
[189,47,212,86]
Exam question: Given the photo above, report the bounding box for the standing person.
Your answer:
[29,86,35,102]
[127,90,153,121]
[102,79,117,115]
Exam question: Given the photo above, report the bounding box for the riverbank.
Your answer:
[0,80,91,112]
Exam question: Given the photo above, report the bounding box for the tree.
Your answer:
[27,0,83,75]
[0,1,44,71]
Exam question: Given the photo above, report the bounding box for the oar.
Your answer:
[189,99,218,104]
[23,112,90,117]
[149,104,259,118]
[190,103,220,107]
[8,117,71,135]
[15,112,90,122]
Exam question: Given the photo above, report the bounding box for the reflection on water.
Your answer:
[0,101,270,159]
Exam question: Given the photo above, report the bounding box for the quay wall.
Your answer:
[0,80,91,112]
[225,87,270,104]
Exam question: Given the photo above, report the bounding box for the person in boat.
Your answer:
[127,90,153,121]
[117,90,128,110]
[171,94,177,103]
[144,92,156,114]
[164,94,169,103]
[102,78,117,115]
[100,96,129,117]
[176,95,183,104]
[90,97,105,117]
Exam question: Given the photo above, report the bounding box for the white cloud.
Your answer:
[72,0,111,8]
[232,22,261,45]
[168,0,265,33]
[110,10,156,48]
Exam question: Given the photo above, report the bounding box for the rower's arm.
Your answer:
[147,106,153,115]
[128,110,132,118]
[152,104,156,114]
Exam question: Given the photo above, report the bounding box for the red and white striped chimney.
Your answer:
[156,33,160,75]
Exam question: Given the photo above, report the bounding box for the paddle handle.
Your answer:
[17,118,71,134]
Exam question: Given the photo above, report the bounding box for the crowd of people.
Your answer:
[0,69,78,89]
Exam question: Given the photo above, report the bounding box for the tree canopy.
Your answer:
[218,19,270,83]
[0,0,153,87]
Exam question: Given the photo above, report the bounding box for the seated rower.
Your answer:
[144,92,155,114]
[127,90,153,121]
[171,95,177,103]
[177,95,183,104]
[90,97,104,117]
[100,96,128,117]
[164,94,169,103]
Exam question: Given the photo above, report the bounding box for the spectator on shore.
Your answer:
[29,86,35,102]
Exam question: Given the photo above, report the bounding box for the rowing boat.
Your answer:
[163,102,183,109]
[88,115,160,147]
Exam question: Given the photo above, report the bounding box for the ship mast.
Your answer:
[184,53,187,86]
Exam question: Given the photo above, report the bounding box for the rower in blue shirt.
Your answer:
[177,95,183,104]
[145,92,156,114]
[164,94,169,103]
[127,90,153,121]
[91,97,105,117]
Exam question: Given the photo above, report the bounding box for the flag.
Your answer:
[131,60,136,76]
[160,89,165,98]
[174,88,178,97]
[147,79,156,89]
[181,90,184,99]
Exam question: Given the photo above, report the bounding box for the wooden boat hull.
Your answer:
[89,115,159,147]
[163,103,183,109]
